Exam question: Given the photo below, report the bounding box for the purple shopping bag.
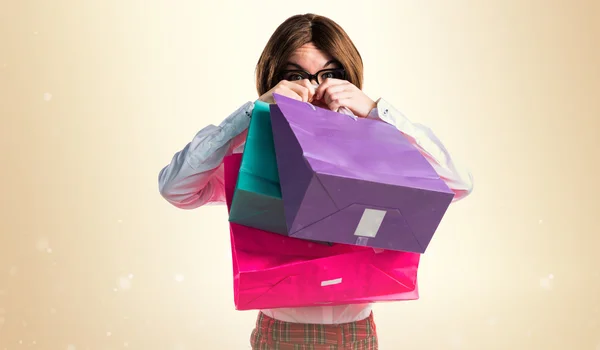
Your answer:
[270,93,455,253]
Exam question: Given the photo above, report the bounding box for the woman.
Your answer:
[158,13,473,350]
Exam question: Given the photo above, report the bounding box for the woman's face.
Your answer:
[283,42,342,108]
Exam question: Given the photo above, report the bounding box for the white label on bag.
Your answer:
[353,209,387,238]
[320,278,342,287]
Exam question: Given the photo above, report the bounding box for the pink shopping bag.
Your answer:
[224,154,420,310]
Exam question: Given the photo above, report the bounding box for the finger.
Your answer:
[322,85,351,105]
[314,79,337,100]
[293,79,316,102]
[273,85,303,102]
[274,83,304,102]
[315,79,347,100]
[324,91,353,107]
[327,96,352,112]
[283,81,311,102]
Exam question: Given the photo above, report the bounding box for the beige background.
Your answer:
[1,0,599,349]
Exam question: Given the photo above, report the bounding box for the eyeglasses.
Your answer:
[278,68,346,85]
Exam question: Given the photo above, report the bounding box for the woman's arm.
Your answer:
[368,98,474,201]
[158,102,254,209]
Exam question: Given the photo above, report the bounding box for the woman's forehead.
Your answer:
[287,43,334,70]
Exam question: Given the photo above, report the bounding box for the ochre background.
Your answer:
[1,1,599,349]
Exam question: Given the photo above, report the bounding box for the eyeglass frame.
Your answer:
[277,67,347,85]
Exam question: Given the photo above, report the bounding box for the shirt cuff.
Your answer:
[368,98,409,128]
[219,101,254,137]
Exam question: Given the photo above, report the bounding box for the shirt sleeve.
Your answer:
[367,98,474,202]
[158,101,254,209]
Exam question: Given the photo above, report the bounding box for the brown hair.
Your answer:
[255,14,364,96]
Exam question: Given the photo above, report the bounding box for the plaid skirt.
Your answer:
[250,311,378,350]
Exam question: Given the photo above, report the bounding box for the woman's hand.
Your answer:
[258,80,316,104]
[314,79,377,118]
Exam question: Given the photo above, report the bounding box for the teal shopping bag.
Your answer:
[229,100,288,234]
